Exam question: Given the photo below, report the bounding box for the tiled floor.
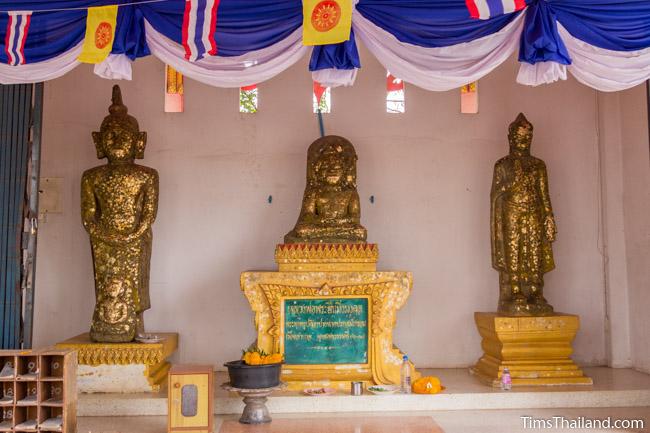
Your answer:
[219,416,442,433]
[79,407,650,433]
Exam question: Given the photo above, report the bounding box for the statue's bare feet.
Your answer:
[135,313,145,337]
[530,295,554,316]
[498,294,531,316]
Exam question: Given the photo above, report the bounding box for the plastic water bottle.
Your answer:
[400,355,411,394]
[501,367,512,391]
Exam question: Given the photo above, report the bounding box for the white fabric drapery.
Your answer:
[2,12,650,93]
[145,22,309,88]
[0,41,82,84]
[352,10,525,91]
[311,68,358,87]
[94,54,133,80]
[516,62,567,86]
[558,24,650,92]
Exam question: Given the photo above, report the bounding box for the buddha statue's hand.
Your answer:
[85,222,117,245]
[322,217,354,226]
[544,215,556,242]
[88,223,146,246]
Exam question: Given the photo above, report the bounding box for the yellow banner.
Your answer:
[303,0,352,46]
[78,5,118,64]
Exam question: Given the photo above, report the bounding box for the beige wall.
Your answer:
[619,86,650,374]
[35,49,637,369]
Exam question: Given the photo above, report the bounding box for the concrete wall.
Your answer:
[596,91,633,368]
[33,50,621,368]
[619,86,650,374]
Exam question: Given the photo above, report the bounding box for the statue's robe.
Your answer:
[82,164,158,342]
[491,155,555,286]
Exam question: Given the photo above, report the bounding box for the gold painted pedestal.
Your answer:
[470,313,592,387]
[241,244,418,390]
[56,332,178,393]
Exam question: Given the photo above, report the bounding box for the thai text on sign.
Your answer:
[283,298,368,364]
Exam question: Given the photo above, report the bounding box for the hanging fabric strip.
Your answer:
[144,21,308,88]
[181,0,219,61]
[0,40,81,84]
[77,5,119,64]
[352,9,525,91]
[466,0,526,20]
[4,11,32,65]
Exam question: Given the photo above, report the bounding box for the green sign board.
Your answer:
[283,298,368,365]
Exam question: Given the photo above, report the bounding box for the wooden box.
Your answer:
[0,349,76,433]
[168,365,213,433]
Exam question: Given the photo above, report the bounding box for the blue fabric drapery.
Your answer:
[356,0,522,48]
[0,0,649,85]
[549,0,650,52]
[0,10,85,64]
[309,29,360,72]
[113,6,149,60]
[519,0,571,65]
[140,0,302,57]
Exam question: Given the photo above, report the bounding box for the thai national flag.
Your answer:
[181,0,220,62]
[4,11,32,65]
[466,0,526,20]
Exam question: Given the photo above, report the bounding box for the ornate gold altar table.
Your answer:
[241,244,418,389]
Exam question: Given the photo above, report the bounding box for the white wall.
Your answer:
[33,49,620,368]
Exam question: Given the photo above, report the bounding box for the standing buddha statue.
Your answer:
[491,113,556,316]
[81,85,159,342]
[284,135,367,244]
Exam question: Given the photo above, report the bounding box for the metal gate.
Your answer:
[0,83,43,349]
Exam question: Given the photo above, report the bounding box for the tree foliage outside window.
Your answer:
[386,89,405,114]
[313,87,331,113]
[239,86,258,113]
[386,72,405,114]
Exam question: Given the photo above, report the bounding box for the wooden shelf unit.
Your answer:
[0,350,76,433]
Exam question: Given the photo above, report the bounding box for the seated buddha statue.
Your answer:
[284,135,367,244]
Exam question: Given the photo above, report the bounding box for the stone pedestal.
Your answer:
[470,313,592,387]
[56,332,178,393]
[241,244,418,389]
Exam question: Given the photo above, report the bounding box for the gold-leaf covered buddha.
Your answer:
[491,113,556,316]
[81,85,159,342]
[284,135,367,244]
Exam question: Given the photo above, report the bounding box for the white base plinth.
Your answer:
[77,367,650,415]
[78,364,154,393]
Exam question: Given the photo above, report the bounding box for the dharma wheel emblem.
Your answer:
[311,1,341,32]
[95,21,113,49]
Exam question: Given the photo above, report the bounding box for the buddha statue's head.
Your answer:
[307,136,357,190]
[92,85,147,163]
[508,113,533,154]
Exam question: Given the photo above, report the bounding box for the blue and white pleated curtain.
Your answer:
[0,0,649,92]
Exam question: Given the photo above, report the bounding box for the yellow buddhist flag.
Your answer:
[78,5,118,64]
[303,0,352,46]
